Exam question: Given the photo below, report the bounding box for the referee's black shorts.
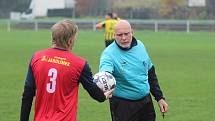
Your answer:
[109,94,156,121]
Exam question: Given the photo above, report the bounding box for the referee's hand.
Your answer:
[104,89,114,99]
[158,99,168,113]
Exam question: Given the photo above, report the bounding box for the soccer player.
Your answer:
[20,20,113,121]
[96,13,117,47]
[99,20,168,121]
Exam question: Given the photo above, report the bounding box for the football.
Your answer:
[93,71,116,92]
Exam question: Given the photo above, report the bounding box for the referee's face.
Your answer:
[114,21,133,48]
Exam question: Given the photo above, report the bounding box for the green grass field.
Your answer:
[0,29,215,121]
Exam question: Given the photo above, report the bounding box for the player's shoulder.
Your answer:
[136,39,145,47]
[33,48,50,57]
[33,48,86,62]
[70,53,86,61]
[102,42,117,55]
[135,39,149,53]
[66,52,87,65]
[105,19,117,24]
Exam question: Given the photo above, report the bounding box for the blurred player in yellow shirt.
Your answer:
[96,13,117,47]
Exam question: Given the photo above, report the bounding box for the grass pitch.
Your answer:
[0,30,215,121]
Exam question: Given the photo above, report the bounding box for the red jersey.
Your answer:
[31,48,85,121]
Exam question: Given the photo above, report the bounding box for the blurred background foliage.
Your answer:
[0,0,215,19]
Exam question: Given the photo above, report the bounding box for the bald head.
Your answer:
[114,20,132,32]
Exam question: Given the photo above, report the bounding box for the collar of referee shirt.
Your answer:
[115,36,137,51]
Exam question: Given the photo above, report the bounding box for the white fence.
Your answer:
[1,20,215,32]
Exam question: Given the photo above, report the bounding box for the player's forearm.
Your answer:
[80,74,106,102]
[85,85,106,102]
[20,86,34,121]
[148,66,165,101]
[95,23,104,29]
[79,63,106,102]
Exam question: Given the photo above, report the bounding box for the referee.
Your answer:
[99,20,168,121]
[96,13,118,47]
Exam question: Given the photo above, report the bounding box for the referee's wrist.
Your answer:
[156,96,165,102]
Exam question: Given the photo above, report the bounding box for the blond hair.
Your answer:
[51,20,78,48]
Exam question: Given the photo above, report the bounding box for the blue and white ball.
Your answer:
[93,72,116,92]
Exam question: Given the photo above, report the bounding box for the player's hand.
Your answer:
[104,89,114,99]
[158,99,168,113]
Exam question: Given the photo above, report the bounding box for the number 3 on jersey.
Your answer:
[46,68,57,93]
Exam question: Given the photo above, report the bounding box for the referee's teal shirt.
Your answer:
[99,38,153,100]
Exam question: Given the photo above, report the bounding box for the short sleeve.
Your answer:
[141,41,153,71]
[147,57,153,71]
[99,52,114,74]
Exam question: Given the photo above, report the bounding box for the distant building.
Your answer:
[21,0,75,19]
